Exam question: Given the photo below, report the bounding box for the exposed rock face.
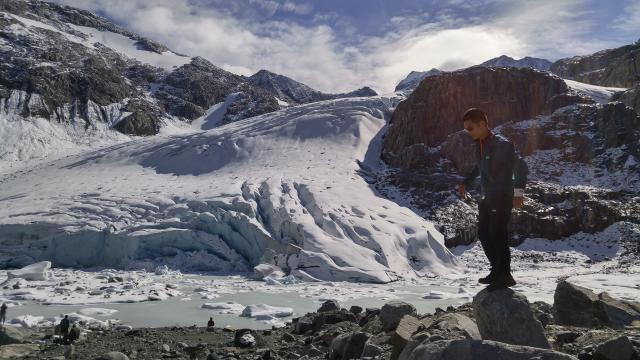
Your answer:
[472,288,550,349]
[247,69,377,105]
[613,84,640,114]
[554,280,640,329]
[550,41,640,88]
[383,67,571,167]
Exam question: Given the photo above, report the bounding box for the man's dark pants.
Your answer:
[478,194,513,276]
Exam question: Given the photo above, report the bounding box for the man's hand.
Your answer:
[513,196,524,209]
[458,184,466,198]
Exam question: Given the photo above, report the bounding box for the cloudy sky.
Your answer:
[52,0,640,93]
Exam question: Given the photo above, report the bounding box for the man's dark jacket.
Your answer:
[463,132,528,199]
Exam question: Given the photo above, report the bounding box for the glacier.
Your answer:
[0,96,461,283]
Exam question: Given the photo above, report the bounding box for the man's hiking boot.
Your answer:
[486,273,516,292]
[478,271,496,284]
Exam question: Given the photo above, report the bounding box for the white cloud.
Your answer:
[611,1,640,37]
[50,0,637,94]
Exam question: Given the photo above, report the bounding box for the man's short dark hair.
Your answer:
[463,108,488,125]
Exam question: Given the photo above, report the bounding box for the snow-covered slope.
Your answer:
[3,11,191,70]
[563,79,627,104]
[0,96,460,283]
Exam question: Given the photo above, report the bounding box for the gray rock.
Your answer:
[361,341,383,359]
[598,292,640,329]
[349,306,363,315]
[319,300,341,313]
[398,339,577,360]
[295,315,315,334]
[329,332,369,360]
[431,313,480,340]
[531,301,555,327]
[391,315,425,360]
[238,333,256,348]
[0,325,29,345]
[554,280,607,328]
[554,281,640,329]
[234,329,258,348]
[555,331,580,344]
[473,288,550,349]
[380,301,417,331]
[594,336,638,360]
[0,344,40,359]
[94,352,130,360]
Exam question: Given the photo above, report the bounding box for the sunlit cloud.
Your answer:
[51,0,639,93]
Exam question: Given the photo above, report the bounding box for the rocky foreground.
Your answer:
[1,281,639,360]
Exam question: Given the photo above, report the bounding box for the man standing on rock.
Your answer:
[458,108,528,290]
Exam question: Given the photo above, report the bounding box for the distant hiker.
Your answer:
[207,317,215,327]
[0,302,7,325]
[59,315,70,336]
[64,323,80,344]
[458,108,528,290]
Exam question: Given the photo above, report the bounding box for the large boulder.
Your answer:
[473,288,550,349]
[318,300,341,313]
[380,301,417,332]
[0,325,30,345]
[398,339,577,360]
[554,281,640,329]
[328,332,369,360]
[391,315,425,360]
[594,336,638,360]
[383,66,572,169]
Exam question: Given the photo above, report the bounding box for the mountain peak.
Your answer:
[248,70,377,104]
[479,55,552,71]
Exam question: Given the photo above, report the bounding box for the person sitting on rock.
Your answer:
[0,302,7,325]
[207,317,215,327]
[64,323,81,344]
[458,108,528,291]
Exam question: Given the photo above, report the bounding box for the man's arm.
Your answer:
[459,164,478,198]
[512,149,528,198]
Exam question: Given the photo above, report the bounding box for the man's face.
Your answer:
[463,120,487,140]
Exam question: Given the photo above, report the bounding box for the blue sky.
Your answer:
[53,0,640,93]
